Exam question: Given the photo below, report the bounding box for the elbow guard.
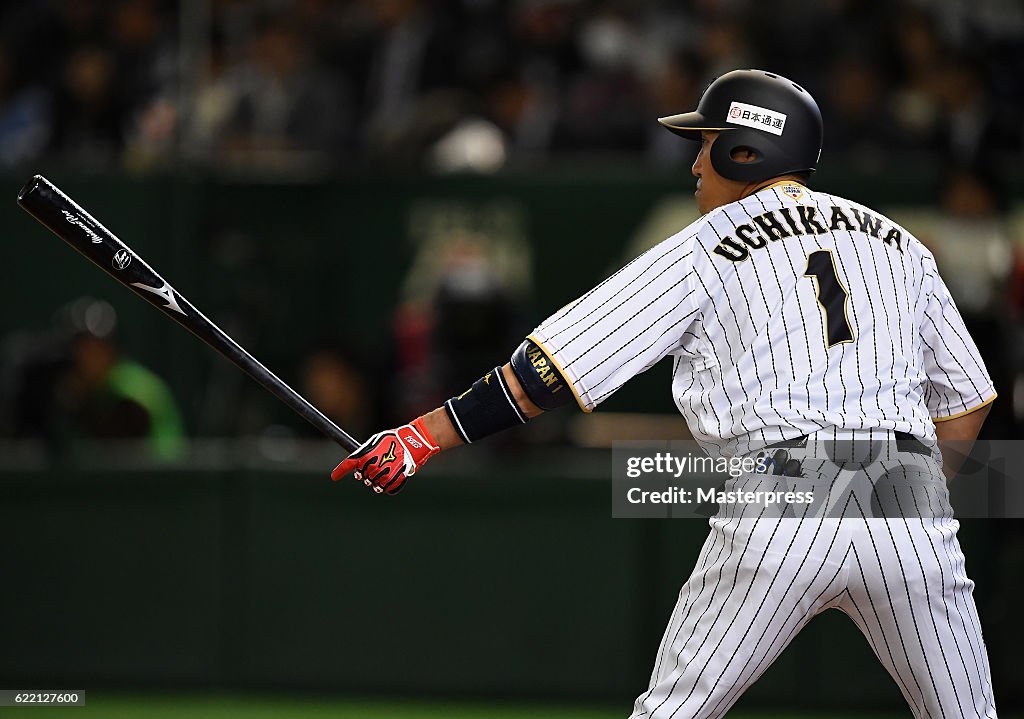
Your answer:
[510,339,574,411]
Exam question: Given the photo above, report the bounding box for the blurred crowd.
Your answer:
[0,0,1021,174]
[2,0,1024,454]
[0,298,186,458]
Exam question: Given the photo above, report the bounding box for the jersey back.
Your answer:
[531,182,995,456]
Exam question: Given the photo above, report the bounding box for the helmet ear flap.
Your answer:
[709,131,768,182]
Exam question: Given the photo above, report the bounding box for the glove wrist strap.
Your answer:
[401,417,441,465]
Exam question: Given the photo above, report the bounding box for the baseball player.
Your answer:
[333,70,998,718]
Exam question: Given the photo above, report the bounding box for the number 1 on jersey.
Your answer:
[803,250,855,348]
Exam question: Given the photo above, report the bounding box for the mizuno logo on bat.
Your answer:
[61,210,103,244]
[131,281,185,315]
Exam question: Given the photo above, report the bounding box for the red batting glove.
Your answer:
[331,417,440,495]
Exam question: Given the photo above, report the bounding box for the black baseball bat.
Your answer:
[17,174,361,452]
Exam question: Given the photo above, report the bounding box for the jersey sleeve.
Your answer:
[920,267,997,421]
[529,230,702,412]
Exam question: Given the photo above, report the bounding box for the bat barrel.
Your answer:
[17,174,362,453]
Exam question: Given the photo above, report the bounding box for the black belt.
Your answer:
[894,431,930,456]
[766,431,930,457]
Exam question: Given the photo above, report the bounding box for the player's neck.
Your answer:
[738,174,807,201]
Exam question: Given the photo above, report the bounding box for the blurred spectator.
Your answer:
[749,0,871,75]
[48,46,121,167]
[181,31,238,162]
[927,166,1013,318]
[931,55,1013,166]
[558,3,647,153]
[392,229,531,420]
[61,319,186,459]
[430,62,560,172]
[487,64,560,162]
[115,0,179,168]
[925,0,1024,48]
[0,41,51,168]
[923,166,1018,436]
[1,299,185,459]
[111,0,173,115]
[510,0,584,97]
[223,15,348,170]
[1,327,69,447]
[300,345,374,439]
[888,8,945,148]
[824,55,901,171]
[356,0,463,162]
[430,116,508,173]
[695,13,751,81]
[432,240,526,391]
[644,50,702,169]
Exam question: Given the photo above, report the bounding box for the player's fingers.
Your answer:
[363,461,391,487]
[331,457,359,481]
[378,471,408,495]
[383,474,408,495]
[355,457,382,485]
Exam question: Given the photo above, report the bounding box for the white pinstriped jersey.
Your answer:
[531,181,996,457]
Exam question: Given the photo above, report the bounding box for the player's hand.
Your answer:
[330,417,440,495]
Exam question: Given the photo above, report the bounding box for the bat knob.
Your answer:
[17,174,48,204]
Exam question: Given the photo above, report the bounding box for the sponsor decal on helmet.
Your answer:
[726,101,787,136]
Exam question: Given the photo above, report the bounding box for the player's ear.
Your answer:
[730,146,758,164]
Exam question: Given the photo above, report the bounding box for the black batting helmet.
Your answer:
[659,69,823,183]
